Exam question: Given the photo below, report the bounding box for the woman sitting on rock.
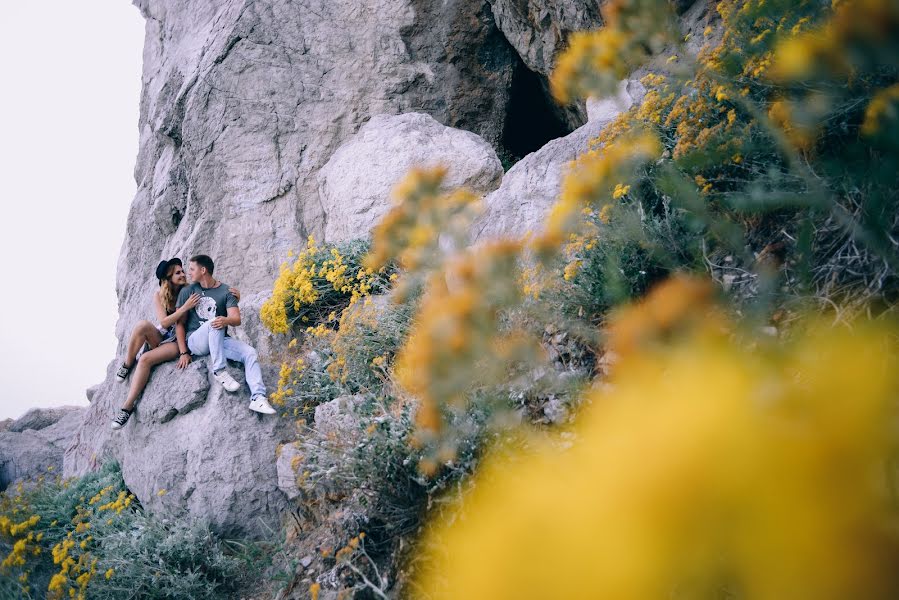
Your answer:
[110,258,239,430]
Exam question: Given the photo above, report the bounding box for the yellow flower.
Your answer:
[156,489,166,497]
[563,260,582,282]
[48,573,67,592]
[862,83,899,137]
[105,568,114,580]
[417,309,899,599]
[612,183,631,200]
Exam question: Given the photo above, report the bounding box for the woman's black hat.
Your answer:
[155,258,183,283]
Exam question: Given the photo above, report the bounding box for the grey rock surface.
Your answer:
[275,395,364,501]
[473,80,643,241]
[487,0,604,128]
[64,360,292,537]
[231,291,277,361]
[312,395,364,441]
[318,113,504,243]
[275,441,303,500]
[487,0,603,77]
[586,79,646,124]
[116,0,517,355]
[8,405,83,433]
[0,408,84,491]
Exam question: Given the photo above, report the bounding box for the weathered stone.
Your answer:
[65,360,292,537]
[137,360,210,424]
[276,395,365,502]
[8,406,83,433]
[313,395,364,441]
[318,113,504,243]
[487,0,603,77]
[85,383,102,403]
[231,291,278,361]
[0,409,84,491]
[276,441,304,500]
[116,0,517,356]
[473,80,643,241]
[586,79,646,124]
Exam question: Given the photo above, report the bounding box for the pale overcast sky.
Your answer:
[0,2,144,420]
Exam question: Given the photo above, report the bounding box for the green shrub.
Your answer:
[0,463,250,600]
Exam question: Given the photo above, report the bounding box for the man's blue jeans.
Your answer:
[187,322,266,398]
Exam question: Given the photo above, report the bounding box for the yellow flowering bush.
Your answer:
[416,301,899,599]
[548,0,899,315]
[265,5,899,597]
[366,167,481,278]
[0,462,247,600]
[261,237,393,334]
[393,240,543,458]
[550,0,677,102]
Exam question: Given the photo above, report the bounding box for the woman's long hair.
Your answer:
[160,265,180,315]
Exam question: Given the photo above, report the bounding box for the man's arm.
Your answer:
[211,307,241,329]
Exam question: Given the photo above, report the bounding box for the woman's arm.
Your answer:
[157,292,200,329]
[153,292,169,327]
[175,317,191,369]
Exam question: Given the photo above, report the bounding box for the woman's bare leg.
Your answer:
[122,343,180,411]
[123,320,163,367]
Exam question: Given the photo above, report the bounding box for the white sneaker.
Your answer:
[214,370,241,392]
[248,396,276,415]
[110,409,132,430]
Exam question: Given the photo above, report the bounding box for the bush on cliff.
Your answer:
[261,0,899,597]
[0,462,250,600]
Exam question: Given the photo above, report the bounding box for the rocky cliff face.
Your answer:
[116,0,520,349]
[0,407,84,491]
[66,360,292,537]
[40,0,708,539]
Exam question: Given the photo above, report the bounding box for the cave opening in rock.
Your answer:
[502,62,575,163]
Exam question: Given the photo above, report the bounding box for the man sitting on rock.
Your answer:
[176,254,276,415]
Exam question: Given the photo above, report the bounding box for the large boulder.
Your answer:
[231,291,278,361]
[0,407,84,491]
[65,360,293,538]
[473,79,644,241]
[487,0,603,77]
[116,0,517,354]
[8,406,83,433]
[318,113,504,242]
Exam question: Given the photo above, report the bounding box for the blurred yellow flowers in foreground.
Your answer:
[417,307,899,599]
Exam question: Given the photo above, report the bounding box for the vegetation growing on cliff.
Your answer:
[266,0,899,597]
[5,0,898,597]
[0,463,251,600]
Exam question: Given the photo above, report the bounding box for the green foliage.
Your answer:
[0,463,250,600]
[552,0,899,321]
[271,292,415,416]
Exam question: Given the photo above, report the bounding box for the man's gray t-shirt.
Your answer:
[176,282,238,336]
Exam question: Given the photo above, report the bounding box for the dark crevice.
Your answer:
[501,59,577,163]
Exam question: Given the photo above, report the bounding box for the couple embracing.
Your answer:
[111,254,276,430]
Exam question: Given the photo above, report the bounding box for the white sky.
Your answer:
[0,2,145,420]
